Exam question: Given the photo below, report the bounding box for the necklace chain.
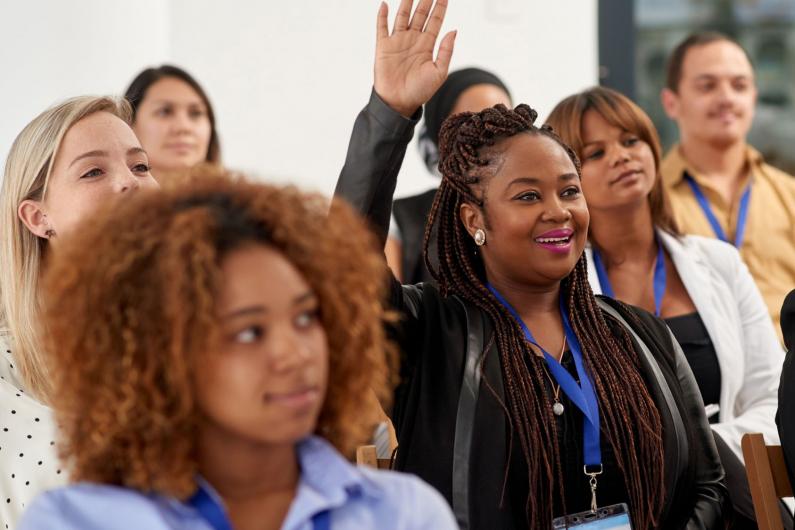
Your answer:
[538,336,567,415]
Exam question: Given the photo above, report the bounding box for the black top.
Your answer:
[664,312,722,420]
[392,189,438,284]
[508,352,629,518]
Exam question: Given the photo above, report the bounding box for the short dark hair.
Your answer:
[124,65,221,164]
[665,31,752,92]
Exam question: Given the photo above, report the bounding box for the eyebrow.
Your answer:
[693,73,751,81]
[69,147,148,169]
[150,99,207,107]
[583,133,629,149]
[507,173,578,186]
[220,291,317,320]
[582,141,603,149]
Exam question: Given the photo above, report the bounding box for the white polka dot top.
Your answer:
[0,331,64,530]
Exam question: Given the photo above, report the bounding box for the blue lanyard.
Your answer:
[684,173,752,248]
[188,484,331,530]
[487,284,602,469]
[591,239,666,317]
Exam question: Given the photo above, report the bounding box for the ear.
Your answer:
[660,88,679,120]
[18,200,51,239]
[459,201,485,240]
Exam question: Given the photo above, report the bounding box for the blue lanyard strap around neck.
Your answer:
[684,173,752,248]
[188,484,331,530]
[487,284,602,468]
[187,486,234,530]
[592,238,666,317]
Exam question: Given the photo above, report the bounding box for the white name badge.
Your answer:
[552,503,633,529]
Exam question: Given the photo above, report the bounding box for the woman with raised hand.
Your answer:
[125,65,221,185]
[18,175,458,530]
[387,67,511,283]
[335,0,726,527]
[0,96,159,527]
[546,86,787,529]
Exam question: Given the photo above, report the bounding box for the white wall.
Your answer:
[0,0,598,198]
[0,0,170,170]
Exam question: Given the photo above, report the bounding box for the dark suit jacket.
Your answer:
[777,289,795,483]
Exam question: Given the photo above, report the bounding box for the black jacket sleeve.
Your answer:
[334,89,428,373]
[667,328,728,529]
[334,89,421,249]
[600,298,727,529]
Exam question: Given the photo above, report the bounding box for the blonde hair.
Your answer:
[0,96,132,399]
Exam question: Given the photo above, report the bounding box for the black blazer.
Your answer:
[777,289,795,483]
[336,90,727,529]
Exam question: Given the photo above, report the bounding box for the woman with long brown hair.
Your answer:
[547,86,787,529]
[335,0,726,528]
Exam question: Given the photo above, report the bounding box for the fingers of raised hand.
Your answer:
[376,2,389,40]
[423,0,448,38]
[434,29,456,73]
[408,0,433,31]
[392,0,414,33]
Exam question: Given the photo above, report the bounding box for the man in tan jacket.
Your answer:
[660,31,795,335]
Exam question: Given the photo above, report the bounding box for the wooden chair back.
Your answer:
[355,397,398,470]
[355,444,394,470]
[742,433,793,530]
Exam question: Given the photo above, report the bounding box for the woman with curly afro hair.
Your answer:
[17,175,457,530]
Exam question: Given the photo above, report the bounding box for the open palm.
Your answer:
[374,0,456,117]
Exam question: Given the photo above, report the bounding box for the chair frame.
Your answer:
[742,433,793,530]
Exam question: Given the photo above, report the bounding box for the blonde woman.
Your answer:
[0,96,159,527]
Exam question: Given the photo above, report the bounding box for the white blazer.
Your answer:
[586,230,784,460]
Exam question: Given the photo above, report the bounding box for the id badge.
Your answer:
[552,502,633,529]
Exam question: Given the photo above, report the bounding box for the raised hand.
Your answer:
[374,0,456,118]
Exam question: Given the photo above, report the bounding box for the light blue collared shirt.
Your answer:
[17,436,457,530]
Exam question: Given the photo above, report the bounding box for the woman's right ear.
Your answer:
[459,202,483,240]
[18,200,52,239]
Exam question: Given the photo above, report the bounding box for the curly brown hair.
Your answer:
[41,173,395,499]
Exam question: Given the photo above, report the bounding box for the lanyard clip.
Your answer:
[584,464,603,477]
[584,464,603,512]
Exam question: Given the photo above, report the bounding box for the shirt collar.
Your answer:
[662,143,764,187]
[282,436,384,526]
[166,436,383,527]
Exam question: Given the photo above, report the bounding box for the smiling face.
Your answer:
[579,109,657,212]
[132,77,213,177]
[195,244,329,448]
[662,39,756,148]
[460,133,589,287]
[18,111,159,242]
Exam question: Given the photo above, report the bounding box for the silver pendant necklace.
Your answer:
[541,336,567,416]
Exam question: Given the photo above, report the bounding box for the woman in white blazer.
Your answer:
[547,87,787,528]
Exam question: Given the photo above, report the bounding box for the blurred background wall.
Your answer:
[0,0,599,197]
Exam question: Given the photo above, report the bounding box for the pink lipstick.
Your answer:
[534,228,574,254]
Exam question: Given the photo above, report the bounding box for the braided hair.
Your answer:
[425,104,665,528]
